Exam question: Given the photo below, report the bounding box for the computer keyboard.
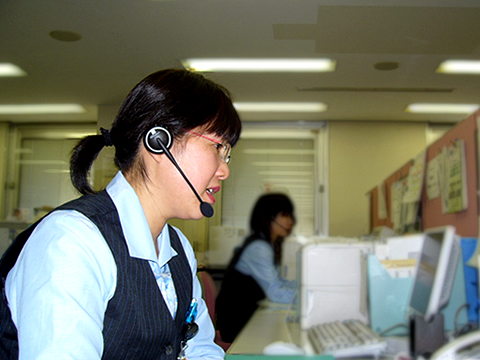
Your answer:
[307,320,387,358]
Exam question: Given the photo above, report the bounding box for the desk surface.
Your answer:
[227,304,314,355]
[227,303,408,359]
[227,309,289,354]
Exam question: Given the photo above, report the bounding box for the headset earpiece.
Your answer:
[144,126,173,154]
[143,125,214,217]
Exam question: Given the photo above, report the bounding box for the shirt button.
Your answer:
[164,344,174,355]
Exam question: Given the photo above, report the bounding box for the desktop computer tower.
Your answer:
[299,241,374,329]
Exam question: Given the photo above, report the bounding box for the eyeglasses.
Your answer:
[187,130,232,164]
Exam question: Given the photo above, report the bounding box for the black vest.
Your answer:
[0,190,192,359]
[215,235,268,343]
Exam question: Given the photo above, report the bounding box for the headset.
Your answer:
[144,126,214,218]
[270,214,293,233]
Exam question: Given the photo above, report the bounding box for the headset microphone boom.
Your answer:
[144,126,214,218]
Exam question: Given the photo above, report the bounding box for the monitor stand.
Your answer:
[409,313,445,358]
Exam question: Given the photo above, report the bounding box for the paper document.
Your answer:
[403,150,426,203]
[426,156,440,200]
[447,139,468,213]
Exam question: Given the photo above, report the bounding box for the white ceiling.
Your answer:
[2,0,480,124]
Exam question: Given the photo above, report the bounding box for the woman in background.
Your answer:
[215,193,297,343]
[0,69,241,359]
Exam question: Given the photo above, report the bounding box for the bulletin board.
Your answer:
[370,161,411,231]
[369,112,479,237]
[422,114,478,237]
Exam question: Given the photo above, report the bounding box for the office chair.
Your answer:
[197,269,231,351]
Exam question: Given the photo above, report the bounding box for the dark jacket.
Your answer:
[0,190,192,359]
[215,234,270,343]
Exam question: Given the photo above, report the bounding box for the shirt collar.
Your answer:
[106,171,177,266]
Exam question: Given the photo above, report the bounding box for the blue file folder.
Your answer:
[368,253,468,336]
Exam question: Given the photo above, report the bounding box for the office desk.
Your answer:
[0,221,30,256]
[227,303,407,359]
[227,303,314,355]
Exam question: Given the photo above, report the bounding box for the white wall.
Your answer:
[0,123,9,218]
[328,121,428,237]
[0,120,441,252]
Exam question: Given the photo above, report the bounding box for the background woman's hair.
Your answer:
[249,193,295,240]
[70,69,242,195]
[246,193,296,265]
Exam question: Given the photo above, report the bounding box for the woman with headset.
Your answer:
[0,69,241,359]
[215,193,297,343]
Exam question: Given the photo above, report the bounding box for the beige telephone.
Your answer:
[430,330,480,360]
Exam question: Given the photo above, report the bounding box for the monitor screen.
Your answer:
[408,226,460,322]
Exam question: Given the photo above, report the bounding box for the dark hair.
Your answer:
[249,193,295,241]
[242,193,295,265]
[70,69,242,194]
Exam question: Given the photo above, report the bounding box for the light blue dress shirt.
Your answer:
[5,171,223,360]
[235,239,297,303]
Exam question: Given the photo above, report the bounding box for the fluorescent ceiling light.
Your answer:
[406,103,480,114]
[243,149,315,155]
[234,102,327,112]
[0,63,27,76]
[263,178,312,183]
[0,104,86,114]
[251,161,314,167]
[436,60,480,74]
[182,58,336,72]
[258,170,313,176]
[19,160,67,165]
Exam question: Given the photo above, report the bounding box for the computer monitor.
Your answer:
[281,235,310,281]
[408,226,460,323]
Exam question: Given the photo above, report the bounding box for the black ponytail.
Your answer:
[70,134,107,195]
[69,69,242,195]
